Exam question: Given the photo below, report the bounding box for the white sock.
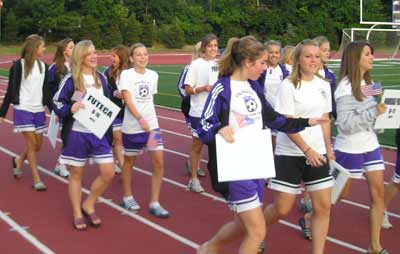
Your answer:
[149,201,160,208]
[123,196,134,203]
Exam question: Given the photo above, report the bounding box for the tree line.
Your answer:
[0,0,392,49]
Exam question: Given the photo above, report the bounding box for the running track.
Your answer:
[0,55,399,254]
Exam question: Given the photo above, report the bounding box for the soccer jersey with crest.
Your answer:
[119,68,159,134]
[275,76,331,156]
[228,80,263,132]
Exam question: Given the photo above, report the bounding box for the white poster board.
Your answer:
[216,127,275,182]
[73,89,120,139]
[47,111,59,149]
[374,89,400,129]
[330,160,351,204]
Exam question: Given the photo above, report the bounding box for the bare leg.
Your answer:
[149,150,164,203]
[82,162,115,218]
[264,191,296,226]
[68,166,85,220]
[113,130,124,167]
[190,137,202,181]
[309,188,332,254]
[365,170,385,252]
[21,132,43,184]
[121,155,136,197]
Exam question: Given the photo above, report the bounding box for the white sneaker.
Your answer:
[187,179,204,193]
[54,164,69,178]
[381,211,393,229]
[114,164,122,174]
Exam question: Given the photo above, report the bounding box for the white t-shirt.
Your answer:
[334,77,379,153]
[184,58,218,117]
[229,80,263,132]
[14,59,45,113]
[275,76,332,156]
[72,74,104,133]
[119,68,159,134]
[264,65,284,108]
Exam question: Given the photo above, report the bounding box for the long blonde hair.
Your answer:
[290,39,320,88]
[339,40,374,101]
[70,40,101,92]
[21,34,44,79]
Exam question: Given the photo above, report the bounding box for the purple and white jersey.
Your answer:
[229,80,263,132]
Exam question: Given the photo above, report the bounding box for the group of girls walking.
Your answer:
[0,32,397,254]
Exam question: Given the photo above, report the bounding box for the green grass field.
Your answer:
[1,60,399,146]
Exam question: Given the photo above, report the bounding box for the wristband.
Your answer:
[303,147,311,155]
[138,117,147,126]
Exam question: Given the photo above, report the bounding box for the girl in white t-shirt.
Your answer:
[184,34,219,193]
[265,39,334,254]
[0,35,50,191]
[334,41,387,254]
[118,43,169,218]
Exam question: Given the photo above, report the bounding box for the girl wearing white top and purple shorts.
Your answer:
[118,43,169,218]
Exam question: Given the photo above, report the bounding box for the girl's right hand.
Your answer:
[218,126,234,143]
[376,103,387,115]
[71,101,85,113]
[305,148,327,167]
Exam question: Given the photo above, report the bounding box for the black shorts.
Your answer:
[268,155,333,195]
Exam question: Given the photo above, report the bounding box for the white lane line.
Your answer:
[0,209,55,254]
[157,115,186,124]
[0,145,199,250]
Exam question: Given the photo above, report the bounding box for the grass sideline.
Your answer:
[0,61,399,147]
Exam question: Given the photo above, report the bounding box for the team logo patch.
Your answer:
[319,88,327,99]
[243,96,257,112]
[139,84,149,97]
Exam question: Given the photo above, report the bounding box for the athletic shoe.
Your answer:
[299,198,312,213]
[187,179,204,193]
[149,204,170,218]
[197,168,207,177]
[120,198,141,211]
[381,211,393,229]
[54,163,69,178]
[114,164,122,174]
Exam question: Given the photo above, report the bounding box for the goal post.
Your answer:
[337,27,400,61]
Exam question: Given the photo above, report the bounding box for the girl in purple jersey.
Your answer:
[53,40,115,230]
[0,34,50,191]
[50,38,74,178]
[103,45,129,174]
[197,36,325,254]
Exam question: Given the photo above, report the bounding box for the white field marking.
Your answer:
[0,145,371,253]
[0,209,55,254]
[0,145,200,250]
[373,73,400,76]
[383,85,400,88]
[340,199,400,219]
[0,89,6,93]
[157,115,186,124]
[0,60,12,64]
[97,53,191,57]
[157,71,180,75]
[157,92,181,98]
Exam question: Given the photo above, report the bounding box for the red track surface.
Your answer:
[0,55,399,254]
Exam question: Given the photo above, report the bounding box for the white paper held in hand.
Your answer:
[374,89,400,129]
[47,111,59,149]
[73,89,120,139]
[216,127,275,182]
[330,160,351,204]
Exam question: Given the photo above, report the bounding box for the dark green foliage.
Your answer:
[1,0,392,49]
[158,24,185,48]
[102,23,123,49]
[3,10,19,42]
